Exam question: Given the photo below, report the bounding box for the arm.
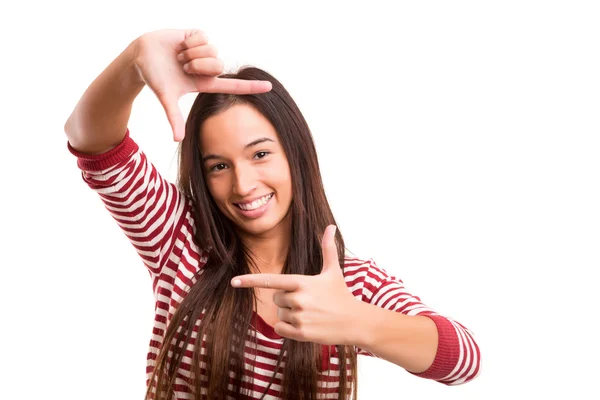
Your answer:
[64,40,143,154]
[231,227,481,386]
[353,301,439,373]
[64,33,187,279]
[345,258,481,385]
[64,29,272,279]
[67,133,192,280]
[64,29,272,146]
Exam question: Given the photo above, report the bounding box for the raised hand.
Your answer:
[231,225,362,345]
[134,29,272,141]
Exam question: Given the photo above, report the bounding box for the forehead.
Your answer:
[200,103,278,153]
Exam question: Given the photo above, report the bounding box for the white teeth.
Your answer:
[238,193,273,211]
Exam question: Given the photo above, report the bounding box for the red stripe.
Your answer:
[72,135,481,397]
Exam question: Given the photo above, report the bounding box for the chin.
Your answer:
[238,218,281,236]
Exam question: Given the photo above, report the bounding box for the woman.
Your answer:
[65,28,480,399]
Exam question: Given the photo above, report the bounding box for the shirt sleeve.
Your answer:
[67,130,197,284]
[343,257,481,386]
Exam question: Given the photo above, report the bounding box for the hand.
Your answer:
[134,29,272,141]
[231,225,360,345]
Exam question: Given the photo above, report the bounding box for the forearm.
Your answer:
[64,40,145,154]
[352,301,438,373]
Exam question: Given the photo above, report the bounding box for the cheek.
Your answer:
[206,177,229,203]
[273,164,293,199]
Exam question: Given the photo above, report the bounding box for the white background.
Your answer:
[1,1,599,399]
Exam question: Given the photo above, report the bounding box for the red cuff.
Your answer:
[67,129,138,171]
[410,314,459,381]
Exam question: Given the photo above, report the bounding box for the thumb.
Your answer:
[321,225,340,273]
[157,91,185,142]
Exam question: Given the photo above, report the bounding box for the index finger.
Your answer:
[202,77,272,95]
[231,274,301,291]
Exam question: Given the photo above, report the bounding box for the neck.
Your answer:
[238,215,291,275]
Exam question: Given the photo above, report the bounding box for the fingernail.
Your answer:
[232,279,241,287]
[177,52,184,61]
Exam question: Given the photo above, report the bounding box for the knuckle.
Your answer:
[294,294,308,309]
[295,280,306,291]
[178,49,189,61]
[293,314,303,328]
[196,31,208,43]
[214,59,224,74]
[186,59,198,71]
[185,30,207,46]
[205,44,218,57]
[291,297,303,310]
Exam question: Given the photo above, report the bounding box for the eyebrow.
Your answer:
[201,137,275,163]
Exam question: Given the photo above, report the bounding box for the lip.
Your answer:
[233,193,274,207]
[233,193,274,219]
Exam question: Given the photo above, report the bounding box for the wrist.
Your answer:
[348,301,380,349]
[126,39,146,88]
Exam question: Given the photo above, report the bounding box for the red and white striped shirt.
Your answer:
[68,131,480,399]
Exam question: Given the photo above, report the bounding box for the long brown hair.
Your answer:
[145,67,357,399]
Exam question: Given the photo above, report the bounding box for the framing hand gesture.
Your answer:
[135,29,272,141]
[232,226,360,346]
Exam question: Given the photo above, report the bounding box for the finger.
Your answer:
[155,91,185,142]
[178,30,209,51]
[276,307,295,324]
[274,322,305,341]
[321,225,340,272]
[184,58,224,76]
[177,44,218,63]
[231,274,301,291]
[203,77,272,95]
[273,290,294,308]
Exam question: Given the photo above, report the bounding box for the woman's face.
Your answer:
[200,103,293,237]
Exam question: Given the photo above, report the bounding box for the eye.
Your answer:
[254,151,270,160]
[209,163,227,172]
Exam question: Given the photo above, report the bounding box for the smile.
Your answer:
[235,193,274,211]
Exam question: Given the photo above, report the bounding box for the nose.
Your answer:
[232,165,258,197]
